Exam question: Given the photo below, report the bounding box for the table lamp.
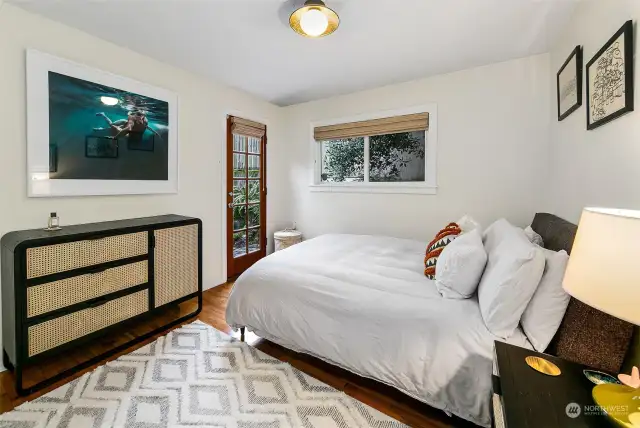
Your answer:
[563,208,640,427]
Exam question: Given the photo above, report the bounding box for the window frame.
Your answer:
[309,104,438,195]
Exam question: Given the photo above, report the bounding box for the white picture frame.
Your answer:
[26,49,179,197]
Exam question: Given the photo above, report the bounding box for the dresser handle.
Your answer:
[87,296,110,308]
[86,266,109,275]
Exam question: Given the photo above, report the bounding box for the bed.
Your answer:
[225,214,635,427]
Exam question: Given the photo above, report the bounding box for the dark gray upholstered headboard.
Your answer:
[531,213,634,373]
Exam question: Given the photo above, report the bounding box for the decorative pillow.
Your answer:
[520,248,570,352]
[435,229,487,299]
[477,219,545,338]
[424,222,462,279]
[524,225,544,247]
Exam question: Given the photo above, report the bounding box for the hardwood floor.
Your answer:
[0,283,477,428]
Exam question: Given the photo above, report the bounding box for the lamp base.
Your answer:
[592,383,640,427]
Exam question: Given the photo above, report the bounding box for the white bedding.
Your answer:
[225,234,532,427]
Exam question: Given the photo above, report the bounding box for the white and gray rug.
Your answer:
[0,321,408,427]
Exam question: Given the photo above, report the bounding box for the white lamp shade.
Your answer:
[563,208,640,326]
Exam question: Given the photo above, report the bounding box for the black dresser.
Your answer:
[1,214,202,395]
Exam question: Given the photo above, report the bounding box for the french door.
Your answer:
[226,116,267,279]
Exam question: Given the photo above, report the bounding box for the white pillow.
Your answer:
[435,229,487,299]
[456,215,481,233]
[520,248,570,352]
[477,219,546,338]
[524,225,544,246]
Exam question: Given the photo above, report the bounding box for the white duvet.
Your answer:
[225,234,532,427]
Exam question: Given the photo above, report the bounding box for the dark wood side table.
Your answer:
[492,340,616,427]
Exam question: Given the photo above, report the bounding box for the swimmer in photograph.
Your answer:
[94,110,162,140]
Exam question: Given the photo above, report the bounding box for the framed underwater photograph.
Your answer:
[26,49,178,197]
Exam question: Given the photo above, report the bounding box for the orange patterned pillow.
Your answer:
[424,223,462,279]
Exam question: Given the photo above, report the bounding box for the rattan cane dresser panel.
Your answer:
[26,232,148,279]
[154,225,198,307]
[28,289,148,357]
[27,261,148,318]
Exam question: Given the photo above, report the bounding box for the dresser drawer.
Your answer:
[27,261,148,318]
[27,289,149,357]
[154,224,199,307]
[26,232,148,279]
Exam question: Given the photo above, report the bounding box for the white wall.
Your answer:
[0,3,288,293]
[547,0,640,223]
[280,54,551,241]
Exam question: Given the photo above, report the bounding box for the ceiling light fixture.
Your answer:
[290,0,339,38]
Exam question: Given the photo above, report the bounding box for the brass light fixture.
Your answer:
[290,0,339,38]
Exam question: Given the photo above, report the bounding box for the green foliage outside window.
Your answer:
[321,138,364,182]
[322,132,424,182]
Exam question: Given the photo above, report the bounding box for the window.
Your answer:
[321,137,365,182]
[321,131,426,183]
[312,107,437,194]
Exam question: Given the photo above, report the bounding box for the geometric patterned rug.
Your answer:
[0,321,408,427]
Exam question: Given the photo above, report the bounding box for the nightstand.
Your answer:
[492,341,616,427]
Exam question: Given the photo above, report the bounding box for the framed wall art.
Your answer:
[586,20,634,130]
[85,136,119,159]
[26,49,178,197]
[557,46,583,121]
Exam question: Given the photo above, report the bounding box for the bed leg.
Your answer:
[240,327,245,342]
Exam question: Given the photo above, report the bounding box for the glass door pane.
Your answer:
[233,180,246,205]
[247,180,260,203]
[233,154,246,178]
[248,137,261,154]
[248,228,260,253]
[248,204,260,227]
[233,205,247,231]
[248,155,260,178]
[234,134,247,152]
[233,231,247,258]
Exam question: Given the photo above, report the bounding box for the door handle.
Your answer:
[228,192,233,197]
[228,203,233,209]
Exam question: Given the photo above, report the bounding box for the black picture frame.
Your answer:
[586,20,634,130]
[127,133,156,152]
[85,136,119,159]
[557,46,583,121]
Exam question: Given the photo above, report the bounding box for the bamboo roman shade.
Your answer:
[231,116,266,138]
[314,112,429,141]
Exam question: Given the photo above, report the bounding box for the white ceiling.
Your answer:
[10,0,579,106]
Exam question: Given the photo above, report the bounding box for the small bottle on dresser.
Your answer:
[45,212,61,231]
